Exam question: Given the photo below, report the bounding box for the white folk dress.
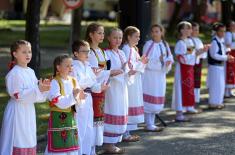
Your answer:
[122,44,146,131]
[142,40,173,114]
[88,48,110,147]
[71,60,101,155]
[0,65,48,155]
[224,32,235,89]
[103,49,129,144]
[191,37,207,103]
[207,36,228,105]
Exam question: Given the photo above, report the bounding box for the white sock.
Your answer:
[145,113,152,127]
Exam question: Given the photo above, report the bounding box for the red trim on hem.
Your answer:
[13,146,36,155]
[128,106,144,116]
[104,114,128,125]
[143,94,165,105]
[103,132,122,137]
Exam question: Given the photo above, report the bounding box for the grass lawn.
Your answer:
[0,20,117,48]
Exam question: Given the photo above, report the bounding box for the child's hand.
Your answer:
[78,90,86,100]
[93,68,103,76]
[128,69,137,76]
[101,81,109,91]
[165,61,172,67]
[228,54,235,63]
[141,55,149,64]
[38,78,51,92]
[203,44,210,52]
[110,69,123,76]
[73,88,86,102]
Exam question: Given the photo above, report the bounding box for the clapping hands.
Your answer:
[38,78,51,92]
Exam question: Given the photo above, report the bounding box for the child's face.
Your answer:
[151,27,162,41]
[90,26,104,44]
[108,30,123,48]
[128,32,140,46]
[192,26,199,37]
[180,25,192,38]
[13,44,32,66]
[230,23,235,32]
[75,45,90,62]
[57,58,73,77]
[217,27,226,38]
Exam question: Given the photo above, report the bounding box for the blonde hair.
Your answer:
[123,26,140,44]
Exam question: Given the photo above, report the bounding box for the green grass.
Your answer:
[0,20,117,48]
[0,77,8,125]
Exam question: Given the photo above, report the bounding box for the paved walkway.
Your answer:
[36,97,235,155]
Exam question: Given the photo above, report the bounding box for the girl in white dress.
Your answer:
[71,40,108,155]
[172,21,208,121]
[103,28,131,154]
[142,24,173,130]
[191,22,208,104]
[0,40,50,155]
[86,23,120,154]
[224,21,235,97]
[122,26,148,141]
[45,55,85,155]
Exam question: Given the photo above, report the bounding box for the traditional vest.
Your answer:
[47,76,79,152]
[208,38,224,66]
[90,48,109,122]
[91,48,111,70]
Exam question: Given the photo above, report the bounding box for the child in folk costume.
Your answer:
[86,23,118,152]
[0,40,50,154]
[71,40,108,155]
[103,28,131,154]
[172,21,206,122]
[191,22,209,103]
[142,24,173,131]
[122,26,148,141]
[224,21,235,97]
[207,23,235,109]
[45,55,85,155]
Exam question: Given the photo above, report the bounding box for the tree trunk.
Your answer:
[25,0,40,77]
[192,0,207,23]
[71,5,83,43]
[151,0,160,25]
[166,1,181,34]
[221,0,232,25]
[232,2,235,21]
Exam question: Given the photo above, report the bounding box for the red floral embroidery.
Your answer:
[13,93,19,99]
[61,130,67,142]
[49,96,60,107]
[59,112,67,123]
